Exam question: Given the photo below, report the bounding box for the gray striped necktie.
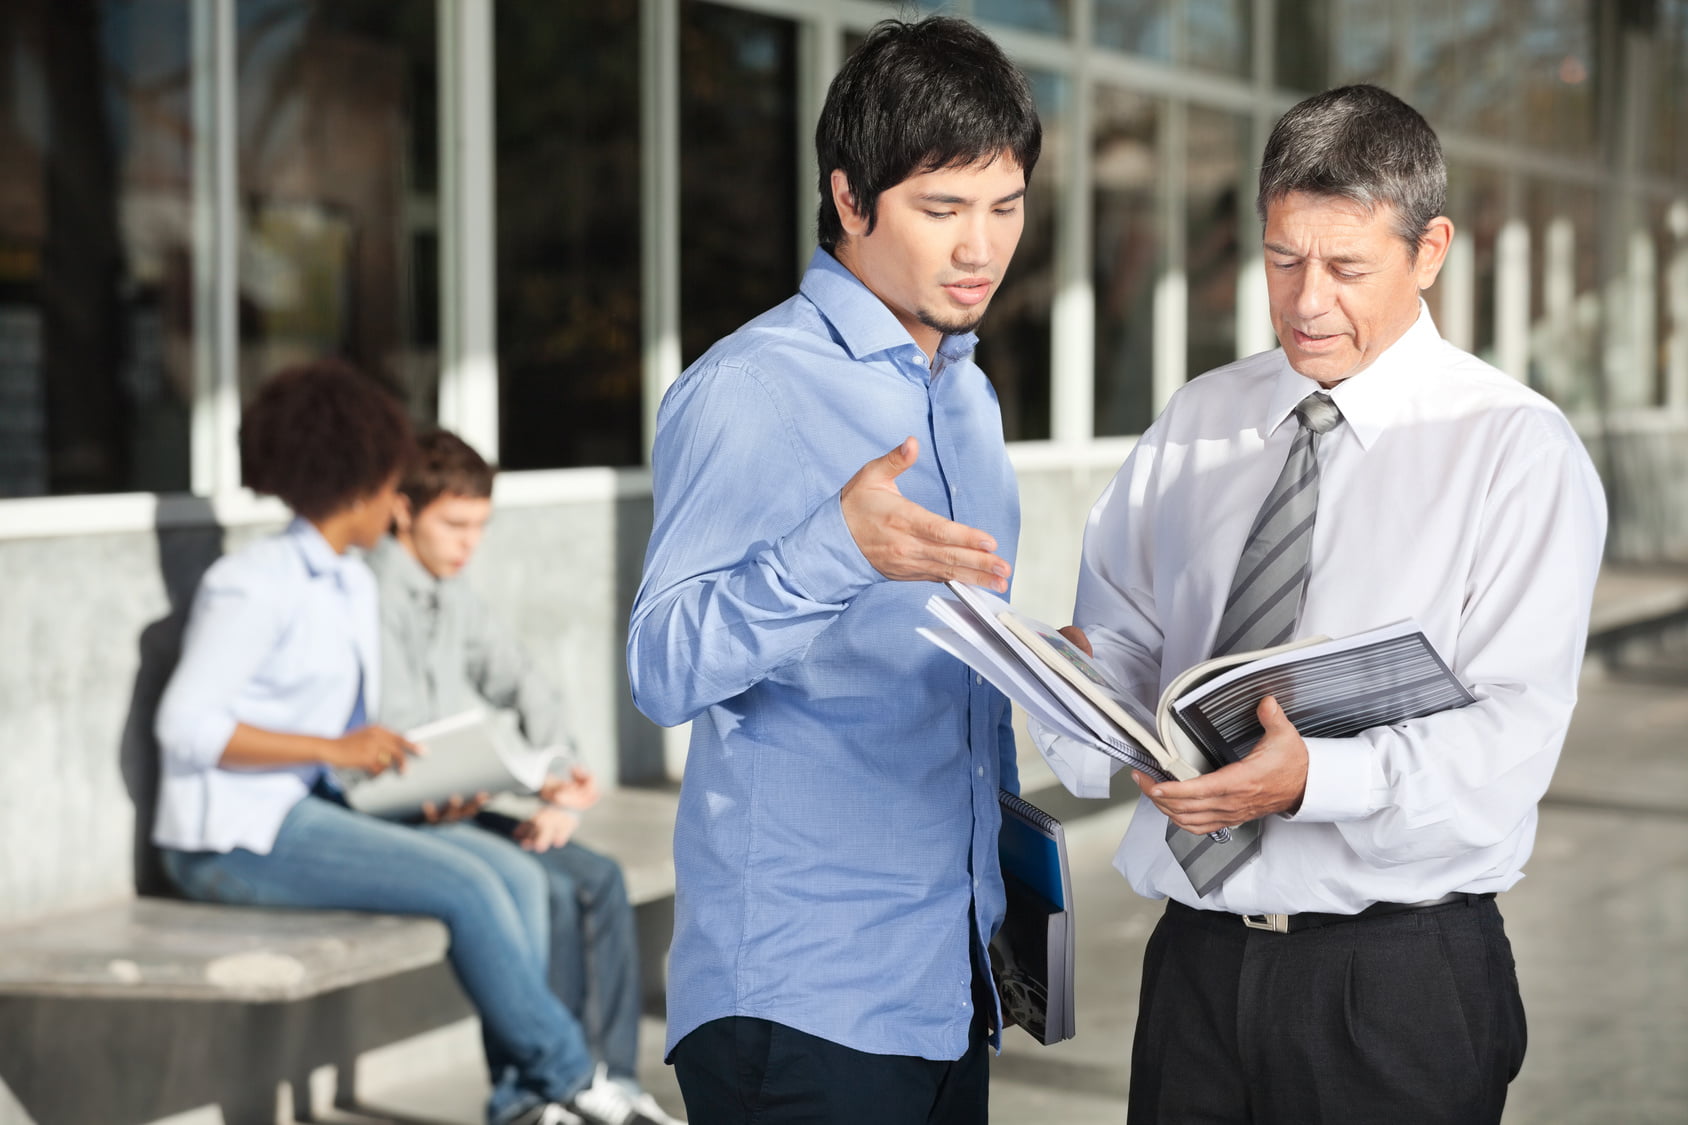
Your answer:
[1167,391,1345,897]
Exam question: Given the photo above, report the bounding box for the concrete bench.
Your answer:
[0,786,678,1008]
[0,786,679,1125]
[1583,564,1688,675]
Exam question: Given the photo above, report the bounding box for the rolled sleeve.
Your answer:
[155,566,288,774]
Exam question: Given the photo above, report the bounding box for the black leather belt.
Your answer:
[1173,891,1495,934]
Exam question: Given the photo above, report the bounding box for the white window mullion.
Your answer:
[191,0,239,498]
[438,0,500,461]
[797,14,841,278]
[1153,98,1189,411]
[1495,175,1531,384]
[641,0,682,464]
[1050,10,1093,443]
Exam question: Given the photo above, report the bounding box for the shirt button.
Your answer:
[976,766,985,777]
[975,674,983,685]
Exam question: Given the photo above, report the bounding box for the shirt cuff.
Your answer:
[1028,717,1119,799]
[776,490,880,605]
[1287,736,1373,822]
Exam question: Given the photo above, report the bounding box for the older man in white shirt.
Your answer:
[1039,85,1605,1124]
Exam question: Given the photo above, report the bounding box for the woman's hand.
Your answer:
[325,725,419,777]
[421,792,491,823]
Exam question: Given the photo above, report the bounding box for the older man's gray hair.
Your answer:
[1257,84,1447,261]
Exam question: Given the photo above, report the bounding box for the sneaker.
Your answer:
[510,1104,584,1125]
[631,1089,686,1125]
[565,1064,664,1125]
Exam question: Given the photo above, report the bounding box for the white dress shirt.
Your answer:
[1037,304,1606,915]
[153,518,380,855]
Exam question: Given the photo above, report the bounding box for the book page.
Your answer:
[341,709,521,819]
[1170,620,1476,765]
[921,596,1173,780]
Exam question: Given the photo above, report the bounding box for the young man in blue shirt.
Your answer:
[628,16,1040,1124]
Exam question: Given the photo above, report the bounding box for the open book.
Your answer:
[922,581,1476,788]
[339,709,570,820]
[992,789,1075,1045]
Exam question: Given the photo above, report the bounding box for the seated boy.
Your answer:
[368,429,683,1125]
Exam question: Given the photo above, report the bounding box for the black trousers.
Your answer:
[1129,896,1527,1125]
[671,1014,990,1125]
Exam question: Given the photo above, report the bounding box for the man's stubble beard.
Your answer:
[917,306,989,340]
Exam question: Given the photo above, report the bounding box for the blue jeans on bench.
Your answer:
[161,792,594,1125]
[475,813,642,1086]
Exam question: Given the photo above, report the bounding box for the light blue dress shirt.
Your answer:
[629,248,1021,1062]
[154,518,379,855]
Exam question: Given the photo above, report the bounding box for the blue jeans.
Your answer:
[478,816,642,1082]
[161,795,594,1124]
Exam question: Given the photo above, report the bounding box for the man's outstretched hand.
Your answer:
[1129,695,1310,834]
[840,437,1011,592]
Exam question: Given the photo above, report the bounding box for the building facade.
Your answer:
[2,0,1686,922]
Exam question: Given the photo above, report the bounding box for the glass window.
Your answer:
[0,0,194,497]
[1650,1,1688,179]
[1184,106,1249,380]
[1447,165,1504,367]
[1097,1,1245,72]
[235,1,439,422]
[1527,179,1601,411]
[975,71,1063,443]
[679,1,798,367]
[1096,0,1171,60]
[496,0,641,469]
[1184,0,1251,76]
[977,0,1070,39]
[1408,1,1517,139]
[1329,0,1393,87]
[1518,0,1597,156]
[1092,88,1161,437]
[1274,0,1331,91]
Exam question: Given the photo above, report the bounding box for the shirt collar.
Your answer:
[1263,299,1442,451]
[366,534,441,600]
[287,516,349,578]
[797,247,980,371]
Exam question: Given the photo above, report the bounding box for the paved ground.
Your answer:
[350,641,1688,1125]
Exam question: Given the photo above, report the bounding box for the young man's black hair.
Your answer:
[815,15,1043,252]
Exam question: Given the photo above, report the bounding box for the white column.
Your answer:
[1153,99,1187,412]
[1438,222,1476,354]
[1668,199,1688,412]
[1541,214,1576,403]
[641,0,682,464]
[797,15,841,278]
[1050,13,1094,444]
[191,0,239,497]
[1494,176,1531,383]
[438,0,500,460]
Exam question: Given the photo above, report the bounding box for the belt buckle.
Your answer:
[1242,912,1290,933]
